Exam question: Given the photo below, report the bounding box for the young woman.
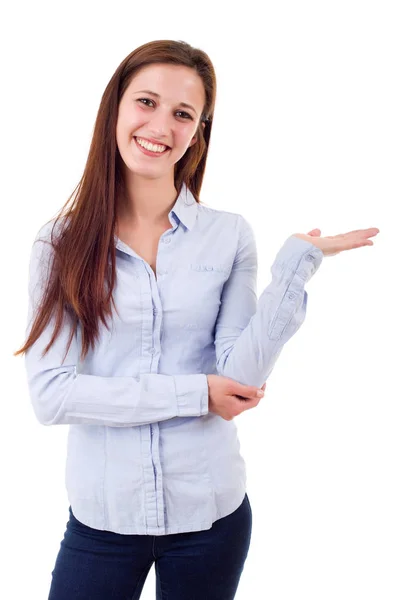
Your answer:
[15,39,379,599]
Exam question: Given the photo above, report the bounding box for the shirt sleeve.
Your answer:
[214,214,324,388]
[24,231,209,427]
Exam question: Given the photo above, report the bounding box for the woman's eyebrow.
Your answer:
[134,89,197,115]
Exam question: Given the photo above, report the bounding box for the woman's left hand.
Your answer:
[293,227,380,257]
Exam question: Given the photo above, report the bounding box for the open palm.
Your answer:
[294,227,380,257]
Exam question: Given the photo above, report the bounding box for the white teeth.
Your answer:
[135,137,168,153]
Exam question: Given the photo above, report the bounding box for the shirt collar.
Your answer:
[114,183,198,253]
[169,182,198,231]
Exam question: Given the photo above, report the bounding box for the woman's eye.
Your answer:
[176,111,192,120]
[138,98,154,107]
[137,99,192,120]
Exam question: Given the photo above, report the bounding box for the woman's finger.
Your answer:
[332,228,379,240]
[232,382,264,399]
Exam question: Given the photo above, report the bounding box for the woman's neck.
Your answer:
[117,173,177,228]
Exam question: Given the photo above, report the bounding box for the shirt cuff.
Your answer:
[273,235,324,283]
[175,374,209,417]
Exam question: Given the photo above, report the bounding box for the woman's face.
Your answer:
[116,63,206,180]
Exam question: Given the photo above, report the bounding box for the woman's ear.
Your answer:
[189,121,206,147]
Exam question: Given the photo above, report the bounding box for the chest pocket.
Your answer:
[189,264,231,273]
[164,262,232,332]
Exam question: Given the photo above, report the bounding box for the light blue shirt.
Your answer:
[24,183,324,535]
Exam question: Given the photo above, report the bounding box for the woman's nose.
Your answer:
[147,111,173,136]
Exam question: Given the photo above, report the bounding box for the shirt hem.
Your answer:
[69,491,246,536]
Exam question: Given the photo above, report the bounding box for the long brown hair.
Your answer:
[14,39,217,363]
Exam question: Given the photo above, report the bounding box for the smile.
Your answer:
[134,136,171,156]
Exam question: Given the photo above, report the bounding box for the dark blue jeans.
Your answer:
[48,494,252,599]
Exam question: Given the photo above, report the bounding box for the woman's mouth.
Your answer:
[133,136,171,157]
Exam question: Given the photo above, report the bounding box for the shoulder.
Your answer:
[196,202,253,236]
[33,214,69,245]
[29,215,71,273]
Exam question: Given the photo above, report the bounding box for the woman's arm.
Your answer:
[24,232,209,427]
[214,215,324,388]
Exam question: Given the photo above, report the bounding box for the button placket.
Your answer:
[157,228,173,279]
[141,258,163,370]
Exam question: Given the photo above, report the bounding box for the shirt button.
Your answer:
[149,348,156,355]
[306,254,314,261]
[153,308,158,315]
[287,292,296,300]
[163,237,171,244]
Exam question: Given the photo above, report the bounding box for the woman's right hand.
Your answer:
[206,375,266,421]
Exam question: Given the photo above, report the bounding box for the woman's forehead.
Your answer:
[127,64,205,104]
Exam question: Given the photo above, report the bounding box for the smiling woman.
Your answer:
[115,61,207,192]
[13,37,379,600]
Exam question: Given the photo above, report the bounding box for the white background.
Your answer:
[1,1,398,598]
